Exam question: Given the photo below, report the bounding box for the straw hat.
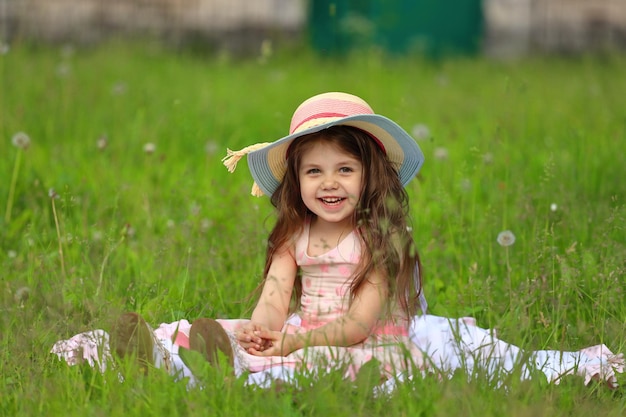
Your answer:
[222,92,425,197]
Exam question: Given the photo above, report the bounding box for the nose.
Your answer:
[321,175,338,190]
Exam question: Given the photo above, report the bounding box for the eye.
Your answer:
[306,168,321,175]
[339,166,354,173]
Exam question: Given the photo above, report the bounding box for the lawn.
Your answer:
[1,40,625,416]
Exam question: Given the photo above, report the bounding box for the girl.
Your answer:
[52,92,624,389]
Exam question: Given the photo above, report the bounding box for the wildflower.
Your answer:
[482,152,494,165]
[550,203,558,212]
[143,143,156,154]
[8,250,17,259]
[12,132,31,150]
[411,124,431,140]
[97,135,108,150]
[434,147,449,161]
[497,230,516,247]
[48,188,59,199]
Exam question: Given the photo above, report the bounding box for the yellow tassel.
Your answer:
[221,142,271,173]
[251,182,264,197]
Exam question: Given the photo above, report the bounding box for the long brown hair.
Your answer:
[263,125,423,317]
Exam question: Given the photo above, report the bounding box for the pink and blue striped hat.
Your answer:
[223,92,425,197]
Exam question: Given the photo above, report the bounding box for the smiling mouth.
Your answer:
[319,197,345,205]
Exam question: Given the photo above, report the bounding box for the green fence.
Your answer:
[309,0,483,56]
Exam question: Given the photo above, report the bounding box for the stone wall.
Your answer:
[2,0,626,56]
[484,0,626,57]
[0,0,306,51]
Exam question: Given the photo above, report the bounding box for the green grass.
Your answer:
[1,40,625,416]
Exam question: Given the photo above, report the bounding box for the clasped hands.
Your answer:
[236,322,300,357]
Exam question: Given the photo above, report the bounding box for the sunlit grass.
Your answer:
[1,41,625,416]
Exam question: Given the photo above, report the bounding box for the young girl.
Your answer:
[52,92,624,389]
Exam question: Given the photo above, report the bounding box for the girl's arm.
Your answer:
[250,246,298,331]
[237,246,297,352]
[250,270,388,356]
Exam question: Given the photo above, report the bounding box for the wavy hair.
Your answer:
[263,125,423,318]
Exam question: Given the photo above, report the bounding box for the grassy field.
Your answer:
[1,40,625,416]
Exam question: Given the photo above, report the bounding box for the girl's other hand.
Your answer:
[236,322,270,351]
[248,331,300,357]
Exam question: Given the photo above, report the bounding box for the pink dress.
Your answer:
[214,223,423,379]
[50,225,625,389]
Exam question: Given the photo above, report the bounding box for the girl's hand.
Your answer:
[248,331,301,357]
[236,322,271,352]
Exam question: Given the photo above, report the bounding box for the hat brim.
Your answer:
[247,114,425,197]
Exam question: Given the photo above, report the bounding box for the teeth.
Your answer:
[321,197,343,204]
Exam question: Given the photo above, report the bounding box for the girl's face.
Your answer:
[298,141,363,229]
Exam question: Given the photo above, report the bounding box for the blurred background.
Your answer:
[1,0,626,58]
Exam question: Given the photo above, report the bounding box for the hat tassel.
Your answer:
[222,142,271,197]
[250,182,264,197]
[222,142,271,173]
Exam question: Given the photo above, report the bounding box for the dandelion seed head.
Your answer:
[411,124,431,140]
[143,142,156,154]
[0,43,9,55]
[111,82,127,95]
[189,202,201,217]
[200,218,213,232]
[434,147,449,161]
[8,250,17,259]
[482,152,494,165]
[166,219,175,229]
[550,203,558,212]
[460,178,472,192]
[97,135,108,150]
[14,286,30,305]
[497,230,516,247]
[205,141,218,155]
[123,223,136,238]
[61,44,75,58]
[12,132,31,150]
[48,188,59,199]
[56,63,71,78]
[259,39,273,63]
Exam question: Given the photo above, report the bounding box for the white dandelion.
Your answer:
[205,141,218,155]
[411,124,431,140]
[550,203,558,212]
[12,132,31,150]
[97,135,108,150]
[143,142,156,155]
[497,230,516,247]
[434,147,449,161]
